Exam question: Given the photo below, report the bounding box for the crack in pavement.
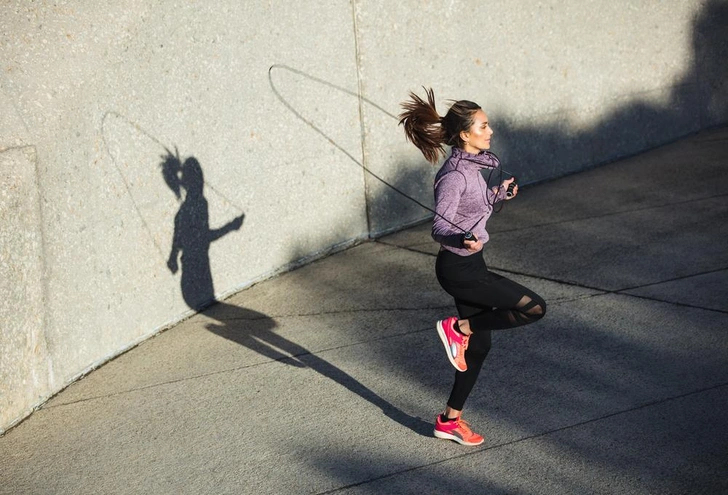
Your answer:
[212,305,453,321]
[616,267,728,292]
[488,265,728,314]
[378,243,727,314]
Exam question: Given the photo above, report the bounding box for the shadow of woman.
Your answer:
[161,150,430,436]
[161,151,245,310]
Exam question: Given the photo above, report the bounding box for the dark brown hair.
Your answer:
[399,87,481,164]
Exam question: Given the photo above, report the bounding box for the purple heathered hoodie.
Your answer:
[432,147,507,256]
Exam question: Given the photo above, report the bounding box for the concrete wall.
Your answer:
[1,0,726,432]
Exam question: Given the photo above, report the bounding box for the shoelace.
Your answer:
[456,418,474,435]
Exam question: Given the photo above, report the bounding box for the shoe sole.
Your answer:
[433,429,484,446]
[436,321,467,372]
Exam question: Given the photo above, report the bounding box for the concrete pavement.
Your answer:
[1,127,727,494]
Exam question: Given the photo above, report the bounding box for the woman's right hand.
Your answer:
[463,238,483,253]
[167,256,178,274]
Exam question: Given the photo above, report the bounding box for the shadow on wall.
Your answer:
[494,0,728,185]
[162,150,431,436]
[161,150,245,310]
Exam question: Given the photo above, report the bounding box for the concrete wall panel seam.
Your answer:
[350,0,372,235]
[31,145,55,399]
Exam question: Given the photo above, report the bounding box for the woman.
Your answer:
[399,88,546,446]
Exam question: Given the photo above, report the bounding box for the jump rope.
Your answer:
[268,64,517,244]
[106,67,516,252]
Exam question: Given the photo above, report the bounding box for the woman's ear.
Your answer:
[459,130,470,144]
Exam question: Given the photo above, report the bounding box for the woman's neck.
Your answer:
[458,144,482,155]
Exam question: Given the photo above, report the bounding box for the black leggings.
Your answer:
[435,249,546,411]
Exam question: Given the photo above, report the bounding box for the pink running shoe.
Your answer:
[434,415,484,446]
[436,317,469,372]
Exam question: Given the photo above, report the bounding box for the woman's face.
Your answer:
[460,109,493,153]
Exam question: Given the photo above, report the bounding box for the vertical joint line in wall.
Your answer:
[350,0,372,235]
[31,145,56,390]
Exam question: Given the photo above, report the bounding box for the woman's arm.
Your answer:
[167,213,182,274]
[432,172,468,248]
[208,213,245,242]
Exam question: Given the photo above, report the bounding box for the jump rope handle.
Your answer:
[506,179,518,199]
[462,178,516,246]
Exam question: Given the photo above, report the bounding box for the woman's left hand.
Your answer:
[463,237,483,253]
[503,177,517,199]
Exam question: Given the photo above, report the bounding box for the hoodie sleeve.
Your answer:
[432,171,467,248]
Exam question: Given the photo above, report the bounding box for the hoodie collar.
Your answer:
[450,147,500,169]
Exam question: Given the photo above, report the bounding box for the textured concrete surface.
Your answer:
[0,146,51,428]
[1,0,727,432]
[1,126,726,494]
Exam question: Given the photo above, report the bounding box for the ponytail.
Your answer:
[399,88,445,164]
[399,88,482,164]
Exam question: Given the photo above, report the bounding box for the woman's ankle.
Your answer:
[456,319,473,335]
[444,407,461,420]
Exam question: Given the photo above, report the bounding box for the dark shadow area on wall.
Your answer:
[161,150,245,310]
[691,0,728,125]
[162,150,430,436]
[494,0,728,185]
[161,150,279,361]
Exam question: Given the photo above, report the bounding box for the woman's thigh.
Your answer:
[443,271,539,311]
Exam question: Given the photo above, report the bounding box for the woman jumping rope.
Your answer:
[399,88,547,446]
